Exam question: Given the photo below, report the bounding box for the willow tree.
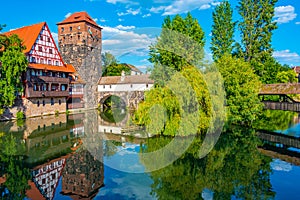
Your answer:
[0,33,28,113]
[211,1,236,61]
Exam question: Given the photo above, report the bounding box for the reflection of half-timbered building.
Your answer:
[4,22,76,117]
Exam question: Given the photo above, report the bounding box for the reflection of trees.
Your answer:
[253,110,297,132]
[100,108,127,123]
[0,134,30,199]
[141,127,275,199]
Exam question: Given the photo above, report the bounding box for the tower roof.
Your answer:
[3,22,45,53]
[57,11,101,28]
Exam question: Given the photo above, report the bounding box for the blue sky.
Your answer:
[1,0,300,71]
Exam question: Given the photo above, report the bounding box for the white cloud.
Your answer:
[142,13,151,18]
[199,4,211,10]
[106,0,138,5]
[273,49,300,64]
[102,26,156,58]
[296,22,300,25]
[150,0,214,15]
[65,12,72,18]
[115,25,136,30]
[274,5,297,24]
[99,18,107,23]
[118,18,125,22]
[150,6,166,13]
[93,18,98,22]
[117,7,141,16]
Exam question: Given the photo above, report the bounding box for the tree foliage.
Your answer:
[133,66,212,136]
[149,13,205,85]
[237,0,278,63]
[0,33,28,113]
[276,70,297,83]
[211,1,236,61]
[216,55,263,126]
[102,63,131,76]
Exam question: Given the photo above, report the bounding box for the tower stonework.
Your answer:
[57,12,102,109]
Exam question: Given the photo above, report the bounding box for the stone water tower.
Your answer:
[57,11,102,109]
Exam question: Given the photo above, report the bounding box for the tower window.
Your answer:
[77,25,80,30]
[70,27,72,31]
[61,27,64,32]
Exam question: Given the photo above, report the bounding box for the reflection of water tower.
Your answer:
[61,150,104,199]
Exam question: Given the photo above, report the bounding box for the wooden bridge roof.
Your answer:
[260,83,300,95]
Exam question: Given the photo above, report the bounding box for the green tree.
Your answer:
[133,66,212,136]
[101,52,118,75]
[217,55,263,126]
[0,33,28,113]
[237,0,278,63]
[211,1,236,61]
[149,13,205,85]
[276,70,297,83]
[102,63,131,76]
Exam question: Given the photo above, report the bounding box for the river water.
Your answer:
[0,109,300,199]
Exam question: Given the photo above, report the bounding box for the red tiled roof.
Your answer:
[3,22,45,53]
[99,74,154,85]
[29,63,76,73]
[57,11,101,28]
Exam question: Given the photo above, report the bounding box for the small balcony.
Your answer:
[30,76,69,84]
[27,89,69,98]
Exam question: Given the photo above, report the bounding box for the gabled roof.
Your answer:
[99,74,154,85]
[57,11,101,28]
[3,22,45,53]
[29,63,76,73]
[121,63,142,73]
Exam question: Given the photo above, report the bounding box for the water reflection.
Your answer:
[141,127,275,199]
[0,110,300,199]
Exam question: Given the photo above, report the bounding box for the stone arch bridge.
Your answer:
[98,74,154,110]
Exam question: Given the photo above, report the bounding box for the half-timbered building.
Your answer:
[4,22,76,117]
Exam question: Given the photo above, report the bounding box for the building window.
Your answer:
[31,69,36,76]
[38,46,42,51]
[78,35,80,40]
[70,27,72,31]
[48,60,51,65]
[109,85,112,89]
[61,73,66,78]
[40,58,44,64]
[51,84,59,91]
[31,57,36,63]
[61,27,64,32]
[40,36,43,41]
[43,100,45,106]
[146,84,148,88]
[59,100,61,105]
[33,84,38,91]
[51,98,54,105]
[61,84,67,91]
[130,84,133,88]
[103,85,105,89]
[37,101,40,107]
[49,49,53,54]
[55,61,59,66]
[47,37,50,42]
[77,25,80,30]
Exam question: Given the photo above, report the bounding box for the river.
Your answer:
[0,109,300,199]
